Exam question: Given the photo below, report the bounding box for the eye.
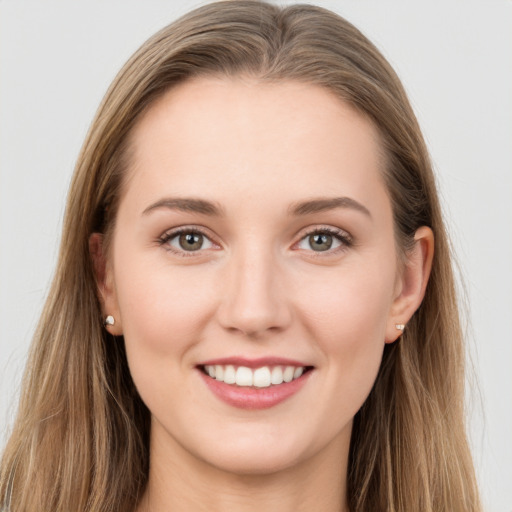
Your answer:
[159,228,215,253]
[296,228,351,253]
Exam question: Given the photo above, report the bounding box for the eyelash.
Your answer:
[157,226,216,257]
[296,226,353,256]
[157,225,353,257]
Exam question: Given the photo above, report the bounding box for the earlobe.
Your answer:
[89,233,123,335]
[385,226,434,343]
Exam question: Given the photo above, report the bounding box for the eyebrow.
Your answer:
[288,196,372,218]
[142,195,371,218]
[142,197,224,216]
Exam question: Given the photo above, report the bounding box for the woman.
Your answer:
[0,1,482,511]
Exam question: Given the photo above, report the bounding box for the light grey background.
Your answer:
[1,1,511,510]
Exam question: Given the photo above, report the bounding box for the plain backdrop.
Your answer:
[1,1,511,510]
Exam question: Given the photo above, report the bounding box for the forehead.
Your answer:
[123,77,388,217]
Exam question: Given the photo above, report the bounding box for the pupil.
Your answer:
[310,233,332,251]
[179,232,203,251]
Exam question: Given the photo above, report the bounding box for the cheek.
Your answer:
[293,258,395,401]
[112,258,219,419]
[113,255,217,360]
[296,261,395,347]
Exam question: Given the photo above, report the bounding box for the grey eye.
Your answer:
[308,233,333,251]
[179,233,203,251]
[168,231,214,252]
[297,231,343,252]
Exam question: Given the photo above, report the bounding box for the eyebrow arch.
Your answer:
[142,197,224,216]
[289,197,371,218]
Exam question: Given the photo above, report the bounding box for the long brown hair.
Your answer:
[0,1,481,510]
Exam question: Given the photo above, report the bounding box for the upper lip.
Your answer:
[197,356,312,369]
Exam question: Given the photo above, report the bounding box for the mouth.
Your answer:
[196,359,314,410]
[199,363,314,388]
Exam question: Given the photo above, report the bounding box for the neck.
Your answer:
[137,422,350,512]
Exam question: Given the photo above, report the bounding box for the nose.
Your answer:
[217,245,292,338]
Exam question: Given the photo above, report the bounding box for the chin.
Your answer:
[187,427,327,477]
[201,447,304,477]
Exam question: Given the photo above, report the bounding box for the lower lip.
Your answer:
[198,370,312,410]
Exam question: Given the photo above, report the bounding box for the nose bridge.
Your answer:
[218,237,290,336]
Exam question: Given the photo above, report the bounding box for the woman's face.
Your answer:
[100,77,416,475]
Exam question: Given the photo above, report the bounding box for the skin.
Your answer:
[91,77,433,512]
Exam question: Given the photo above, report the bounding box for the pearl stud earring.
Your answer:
[395,324,405,331]
[104,315,115,326]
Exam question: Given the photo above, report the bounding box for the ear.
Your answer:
[89,233,123,335]
[385,226,434,343]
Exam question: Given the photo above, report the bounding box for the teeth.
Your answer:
[214,365,224,381]
[203,364,307,387]
[271,366,283,385]
[283,366,295,383]
[235,367,253,386]
[224,365,236,384]
[253,367,271,388]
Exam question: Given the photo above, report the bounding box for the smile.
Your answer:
[202,364,308,388]
[197,359,314,410]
